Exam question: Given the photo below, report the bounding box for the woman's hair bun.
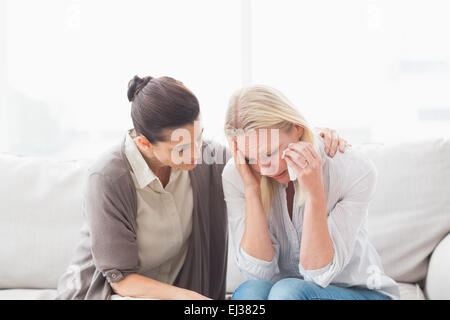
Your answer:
[127,75,153,102]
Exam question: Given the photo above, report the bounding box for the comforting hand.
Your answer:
[283,142,325,198]
[227,136,261,192]
[315,127,351,157]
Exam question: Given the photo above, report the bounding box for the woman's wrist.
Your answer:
[304,188,326,206]
[244,185,261,199]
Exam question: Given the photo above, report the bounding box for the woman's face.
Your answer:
[236,125,304,184]
[136,117,204,171]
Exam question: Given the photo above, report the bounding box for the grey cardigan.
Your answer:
[55,135,231,300]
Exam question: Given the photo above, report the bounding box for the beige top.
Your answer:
[124,129,193,285]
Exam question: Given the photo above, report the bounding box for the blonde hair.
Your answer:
[224,85,318,216]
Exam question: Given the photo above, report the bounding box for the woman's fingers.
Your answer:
[287,142,316,162]
[231,139,257,177]
[284,148,310,169]
[284,154,302,173]
[235,147,248,167]
[317,128,351,156]
[228,136,245,165]
[227,136,237,158]
[329,130,339,156]
[338,137,347,153]
[322,132,332,155]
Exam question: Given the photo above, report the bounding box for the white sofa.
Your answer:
[1,138,449,300]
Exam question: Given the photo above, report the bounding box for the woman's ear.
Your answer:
[293,125,304,140]
[135,136,153,152]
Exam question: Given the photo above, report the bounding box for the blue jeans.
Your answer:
[232,278,392,300]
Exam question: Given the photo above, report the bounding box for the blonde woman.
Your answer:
[222,85,400,300]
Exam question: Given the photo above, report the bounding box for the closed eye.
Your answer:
[268,148,279,157]
[262,148,279,159]
[245,157,256,163]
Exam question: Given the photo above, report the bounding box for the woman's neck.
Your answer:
[136,143,171,188]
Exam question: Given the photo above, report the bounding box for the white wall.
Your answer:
[0,0,8,151]
[250,0,450,144]
[1,0,449,159]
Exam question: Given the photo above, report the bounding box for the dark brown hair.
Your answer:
[127,75,200,144]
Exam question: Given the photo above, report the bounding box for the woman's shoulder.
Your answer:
[86,137,134,187]
[316,133,376,180]
[330,147,376,182]
[319,139,377,199]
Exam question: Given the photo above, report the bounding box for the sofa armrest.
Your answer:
[425,232,450,299]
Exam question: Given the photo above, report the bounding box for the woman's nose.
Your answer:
[259,162,274,176]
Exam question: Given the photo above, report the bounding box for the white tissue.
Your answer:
[282,148,297,181]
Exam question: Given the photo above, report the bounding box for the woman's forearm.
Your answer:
[299,192,334,270]
[110,273,207,300]
[241,187,275,262]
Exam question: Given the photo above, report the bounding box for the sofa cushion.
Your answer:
[425,232,450,299]
[0,289,57,300]
[398,283,426,300]
[358,138,450,284]
[0,153,90,289]
[0,284,423,300]
[2,137,449,296]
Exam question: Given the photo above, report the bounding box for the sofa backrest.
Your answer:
[359,138,450,283]
[1,137,449,290]
[0,153,90,289]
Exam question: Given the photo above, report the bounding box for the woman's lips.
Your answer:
[269,170,287,179]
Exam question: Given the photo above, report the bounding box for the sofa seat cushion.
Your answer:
[0,289,57,300]
[0,283,423,300]
[425,233,450,299]
[398,283,426,300]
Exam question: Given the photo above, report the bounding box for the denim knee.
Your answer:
[232,280,274,300]
[268,278,318,300]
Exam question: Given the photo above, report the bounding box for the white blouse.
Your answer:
[222,134,400,300]
[124,129,193,285]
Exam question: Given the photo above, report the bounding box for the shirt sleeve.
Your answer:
[298,151,378,287]
[83,172,140,283]
[222,161,280,282]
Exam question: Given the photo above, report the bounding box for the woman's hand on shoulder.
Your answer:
[315,127,351,157]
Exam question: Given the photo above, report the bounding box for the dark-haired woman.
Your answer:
[55,75,350,300]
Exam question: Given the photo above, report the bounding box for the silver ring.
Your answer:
[302,159,309,168]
